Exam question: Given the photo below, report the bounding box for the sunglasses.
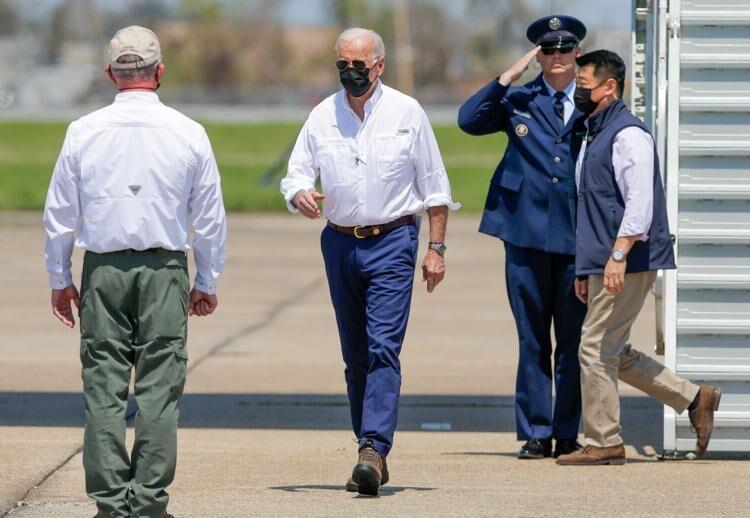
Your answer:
[541,47,576,56]
[335,58,378,72]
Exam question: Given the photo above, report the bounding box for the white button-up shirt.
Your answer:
[575,123,655,241]
[543,77,576,125]
[280,80,459,226]
[43,91,227,294]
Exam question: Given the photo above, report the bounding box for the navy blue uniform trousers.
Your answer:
[321,223,418,458]
[504,243,586,441]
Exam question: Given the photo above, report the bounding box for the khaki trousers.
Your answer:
[579,271,699,447]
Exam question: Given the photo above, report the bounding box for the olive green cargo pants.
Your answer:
[79,248,189,518]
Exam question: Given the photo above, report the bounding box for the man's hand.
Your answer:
[574,277,589,304]
[499,46,541,86]
[422,250,445,293]
[51,285,80,328]
[189,289,218,317]
[292,190,326,219]
[603,258,627,294]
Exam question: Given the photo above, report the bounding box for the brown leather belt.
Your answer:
[327,215,416,239]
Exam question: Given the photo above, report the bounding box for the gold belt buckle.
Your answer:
[353,225,367,239]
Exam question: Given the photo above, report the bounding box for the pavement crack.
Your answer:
[2,275,325,517]
[3,447,82,517]
[184,275,324,374]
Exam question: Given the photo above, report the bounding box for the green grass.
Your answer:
[0,121,506,212]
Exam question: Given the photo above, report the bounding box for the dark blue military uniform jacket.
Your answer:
[458,74,586,256]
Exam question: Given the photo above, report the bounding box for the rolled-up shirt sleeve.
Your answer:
[413,108,461,211]
[189,129,227,294]
[44,123,81,289]
[280,119,318,213]
[613,127,654,241]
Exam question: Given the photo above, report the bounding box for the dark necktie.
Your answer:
[553,91,566,128]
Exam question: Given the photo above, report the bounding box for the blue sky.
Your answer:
[16,0,633,33]
[278,0,632,30]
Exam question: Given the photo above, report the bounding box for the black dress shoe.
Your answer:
[554,439,583,458]
[518,439,552,459]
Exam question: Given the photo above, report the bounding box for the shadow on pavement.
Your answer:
[269,484,435,496]
[442,452,659,463]
[0,392,661,450]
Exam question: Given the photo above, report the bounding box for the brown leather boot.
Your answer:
[351,445,385,496]
[689,385,722,457]
[346,457,388,492]
[556,444,626,465]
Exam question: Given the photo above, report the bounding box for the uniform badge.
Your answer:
[515,123,529,137]
[549,17,562,30]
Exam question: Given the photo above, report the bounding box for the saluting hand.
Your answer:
[292,190,326,219]
[51,285,80,328]
[499,46,541,86]
[422,250,445,293]
[189,289,218,317]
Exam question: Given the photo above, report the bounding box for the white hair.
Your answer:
[335,28,385,59]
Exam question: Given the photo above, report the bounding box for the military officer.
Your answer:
[458,16,588,459]
[44,26,227,517]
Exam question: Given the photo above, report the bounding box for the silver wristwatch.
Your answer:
[612,248,627,262]
[428,242,447,256]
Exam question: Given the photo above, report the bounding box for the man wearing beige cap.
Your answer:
[43,26,227,517]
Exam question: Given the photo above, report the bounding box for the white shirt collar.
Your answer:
[542,77,576,102]
[366,78,384,111]
[340,78,384,117]
[114,90,161,103]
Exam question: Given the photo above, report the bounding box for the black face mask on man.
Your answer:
[573,81,606,115]
[339,66,373,98]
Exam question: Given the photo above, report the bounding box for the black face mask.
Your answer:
[574,81,605,115]
[339,66,373,98]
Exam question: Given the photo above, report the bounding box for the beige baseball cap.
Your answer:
[109,25,161,70]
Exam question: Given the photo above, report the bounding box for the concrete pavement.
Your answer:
[1,213,746,517]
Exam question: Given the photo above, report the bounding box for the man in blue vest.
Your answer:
[557,50,720,465]
[458,16,588,459]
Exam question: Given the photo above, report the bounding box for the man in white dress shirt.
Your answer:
[556,50,719,465]
[280,28,458,495]
[43,26,226,516]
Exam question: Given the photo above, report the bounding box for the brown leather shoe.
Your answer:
[351,445,386,496]
[689,385,722,457]
[346,456,388,492]
[556,444,626,465]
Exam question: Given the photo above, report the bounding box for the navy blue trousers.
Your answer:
[321,223,418,458]
[504,243,586,440]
